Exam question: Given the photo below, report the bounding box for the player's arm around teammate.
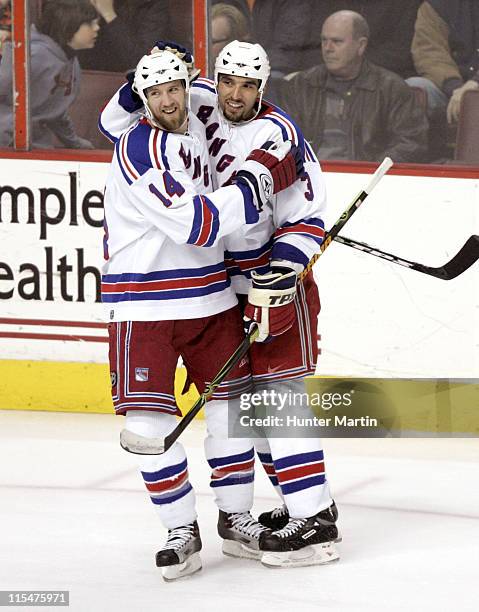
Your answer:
[100,49,305,580]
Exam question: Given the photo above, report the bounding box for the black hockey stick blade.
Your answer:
[434,234,479,280]
[335,235,479,280]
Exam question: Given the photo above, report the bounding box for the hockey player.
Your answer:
[190,40,340,568]
[100,49,304,580]
[100,42,339,569]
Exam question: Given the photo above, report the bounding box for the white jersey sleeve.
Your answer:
[99,82,143,143]
[109,123,260,250]
[127,168,258,248]
[191,78,218,112]
[245,106,326,270]
[271,141,327,270]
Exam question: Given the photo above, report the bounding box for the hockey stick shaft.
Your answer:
[120,325,259,455]
[120,157,393,455]
[299,157,393,279]
[163,325,259,451]
[334,234,479,280]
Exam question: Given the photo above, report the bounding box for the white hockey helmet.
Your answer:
[133,50,189,121]
[214,40,270,93]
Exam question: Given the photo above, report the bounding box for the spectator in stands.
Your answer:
[301,1,421,78]
[411,1,479,125]
[0,0,98,149]
[213,0,314,76]
[212,0,250,22]
[0,0,11,59]
[275,10,428,163]
[77,0,171,72]
[210,3,250,73]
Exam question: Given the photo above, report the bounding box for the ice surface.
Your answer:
[1,410,478,612]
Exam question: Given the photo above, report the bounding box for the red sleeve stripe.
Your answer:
[195,196,214,246]
[120,131,140,182]
[150,128,162,169]
[189,196,220,247]
[196,77,215,87]
[275,224,325,239]
[225,250,271,271]
[268,111,298,144]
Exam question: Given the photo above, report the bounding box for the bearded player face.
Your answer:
[145,80,187,132]
[217,74,260,122]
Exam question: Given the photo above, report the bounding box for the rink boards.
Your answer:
[0,157,478,414]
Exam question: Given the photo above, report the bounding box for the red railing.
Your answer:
[11,0,30,149]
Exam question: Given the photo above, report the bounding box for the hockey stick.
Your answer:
[298,157,394,278]
[120,325,258,455]
[120,157,394,455]
[334,234,479,280]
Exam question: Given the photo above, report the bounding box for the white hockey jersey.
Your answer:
[99,87,260,321]
[191,78,327,294]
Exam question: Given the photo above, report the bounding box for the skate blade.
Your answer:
[161,552,202,581]
[261,542,340,568]
[222,539,262,560]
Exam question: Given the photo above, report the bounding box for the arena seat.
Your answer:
[454,89,479,164]
[69,70,126,150]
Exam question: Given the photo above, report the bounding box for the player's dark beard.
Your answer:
[222,100,257,123]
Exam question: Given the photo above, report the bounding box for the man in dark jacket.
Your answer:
[275,10,428,163]
[302,0,421,79]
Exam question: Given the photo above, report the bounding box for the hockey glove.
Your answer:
[151,40,201,82]
[244,266,297,342]
[234,141,304,212]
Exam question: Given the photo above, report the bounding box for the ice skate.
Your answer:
[258,504,290,530]
[218,510,271,560]
[259,504,340,568]
[155,521,202,581]
[259,501,340,536]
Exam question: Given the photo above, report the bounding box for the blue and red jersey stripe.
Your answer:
[188,195,220,247]
[102,262,230,303]
[274,217,325,246]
